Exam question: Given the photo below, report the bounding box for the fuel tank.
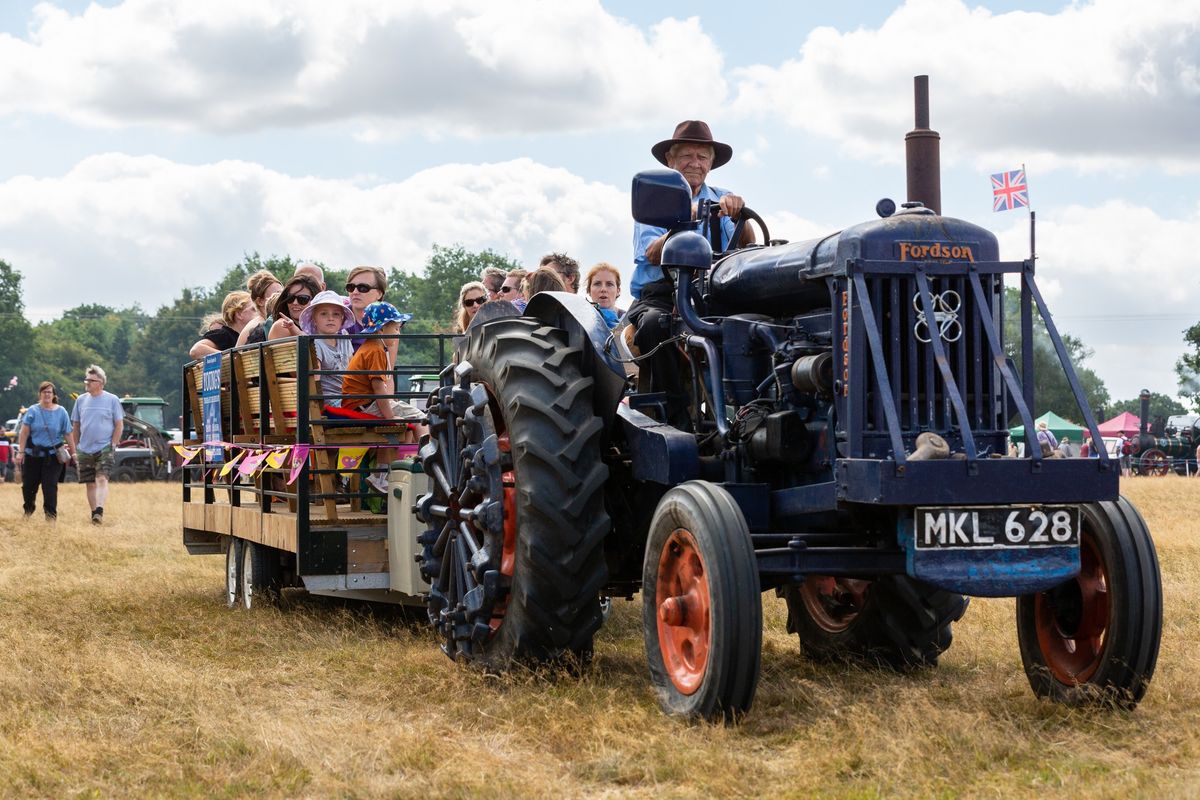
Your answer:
[707,207,1001,317]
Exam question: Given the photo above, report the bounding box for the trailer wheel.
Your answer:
[783,575,967,669]
[240,540,282,609]
[416,317,609,669]
[224,537,242,609]
[643,482,761,722]
[1016,497,1161,709]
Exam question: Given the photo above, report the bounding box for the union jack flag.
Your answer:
[991,169,1029,212]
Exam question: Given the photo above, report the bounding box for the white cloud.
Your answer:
[3,148,1192,403]
[732,0,1200,171]
[0,153,631,319]
[0,0,728,136]
[993,200,1200,400]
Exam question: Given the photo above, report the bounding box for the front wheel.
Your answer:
[1016,497,1162,709]
[643,481,761,722]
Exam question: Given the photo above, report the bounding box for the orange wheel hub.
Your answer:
[1034,534,1109,684]
[655,528,710,695]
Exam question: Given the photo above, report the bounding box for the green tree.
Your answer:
[124,288,217,426]
[1106,392,1187,421]
[211,252,298,297]
[1175,322,1200,412]
[0,260,35,420]
[1003,288,1109,423]
[411,244,521,330]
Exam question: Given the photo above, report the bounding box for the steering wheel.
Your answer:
[716,206,770,257]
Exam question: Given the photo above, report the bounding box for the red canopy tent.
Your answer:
[1098,411,1141,437]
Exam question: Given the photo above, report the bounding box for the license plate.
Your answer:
[913,506,1079,550]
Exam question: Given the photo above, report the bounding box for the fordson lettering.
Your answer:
[898,242,976,262]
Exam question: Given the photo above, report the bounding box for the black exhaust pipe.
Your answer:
[905,75,942,215]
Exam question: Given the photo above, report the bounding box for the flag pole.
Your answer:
[1025,162,1036,262]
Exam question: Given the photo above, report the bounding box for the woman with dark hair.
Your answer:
[267,274,322,341]
[14,381,75,521]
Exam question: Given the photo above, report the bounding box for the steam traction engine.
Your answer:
[1130,390,1200,475]
[415,79,1162,721]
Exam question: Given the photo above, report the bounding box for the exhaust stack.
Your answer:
[905,75,942,215]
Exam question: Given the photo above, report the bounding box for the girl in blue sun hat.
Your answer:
[341,301,423,493]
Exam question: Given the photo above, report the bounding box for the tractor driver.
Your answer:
[627,120,754,429]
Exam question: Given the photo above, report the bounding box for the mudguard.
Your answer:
[525,291,627,423]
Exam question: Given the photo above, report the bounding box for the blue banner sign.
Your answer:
[201,353,224,463]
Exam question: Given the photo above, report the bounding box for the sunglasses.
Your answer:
[462,296,488,308]
[345,283,379,294]
[286,294,313,305]
[499,285,517,294]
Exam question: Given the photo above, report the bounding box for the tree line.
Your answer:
[0,245,519,425]
[0,258,1192,428]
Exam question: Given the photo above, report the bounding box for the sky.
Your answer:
[1,0,1198,403]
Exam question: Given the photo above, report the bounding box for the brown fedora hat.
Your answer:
[651,120,733,169]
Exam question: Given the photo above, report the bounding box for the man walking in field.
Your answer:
[72,365,124,525]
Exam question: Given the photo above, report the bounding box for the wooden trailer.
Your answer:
[179,332,452,607]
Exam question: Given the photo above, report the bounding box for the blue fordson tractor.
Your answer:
[415,82,1161,721]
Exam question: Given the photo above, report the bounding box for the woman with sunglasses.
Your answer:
[267,274,323,340]
[342,266,388,348]
[14,381,75,521]
[188,290,256,359]
[453,281,490,333]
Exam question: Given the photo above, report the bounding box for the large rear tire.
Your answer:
[643,481,761,722]
[1016,497,1161,709]
[783,575,967,669]
[417,317,609,670]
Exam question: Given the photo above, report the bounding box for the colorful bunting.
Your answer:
[288,445,310,485]
[218,451,245,477]
[338,447,369,471]
[237,451,268,476]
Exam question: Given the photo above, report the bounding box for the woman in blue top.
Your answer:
[14,381,75,521]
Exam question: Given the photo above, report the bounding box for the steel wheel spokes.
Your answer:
[416,373,513,658]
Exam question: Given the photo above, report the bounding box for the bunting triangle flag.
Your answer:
[218,451,245,477]
[264,448,290,469]
[238,451,268,476]
[287,445,310,485]
[173,445,203,464]
[337,447,369,471]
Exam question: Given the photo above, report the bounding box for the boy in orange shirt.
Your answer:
[341,302,423,492]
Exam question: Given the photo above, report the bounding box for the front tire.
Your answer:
[783,575,967,669]
[643,481,762,722]
[417,318,609,669]
[1016,497,1162,709]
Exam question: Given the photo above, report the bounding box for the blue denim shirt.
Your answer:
[631,182,736,300]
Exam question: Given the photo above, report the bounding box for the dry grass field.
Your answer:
[1,478,1198,798]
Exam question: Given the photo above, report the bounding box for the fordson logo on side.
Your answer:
[897,242,976,262]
